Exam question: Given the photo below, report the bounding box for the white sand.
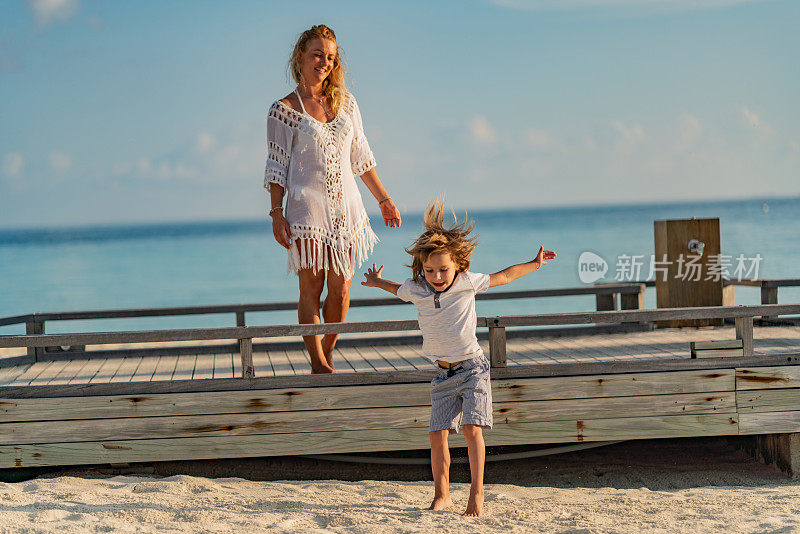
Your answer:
[1,475,799,533]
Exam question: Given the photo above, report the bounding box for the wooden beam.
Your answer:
[0,413,739,468]
[735,317,754,358]
[737,388,800,413]
[0,392,736,446]
[0,371,735,422]
[737,366,800,390]
[10,359,800,399]
[740,411,800,435]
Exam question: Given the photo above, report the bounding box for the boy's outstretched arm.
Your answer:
[489,246,556,288]
[361,264,402,295]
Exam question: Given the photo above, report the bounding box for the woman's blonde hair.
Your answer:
[289,24,346,115]
[405,200,478,282]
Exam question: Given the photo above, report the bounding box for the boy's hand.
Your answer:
[533,246,557,268]
[361,264,384,287]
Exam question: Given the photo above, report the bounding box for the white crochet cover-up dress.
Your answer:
[264,91,379,278]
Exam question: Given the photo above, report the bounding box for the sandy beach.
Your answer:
[1,438,798,533]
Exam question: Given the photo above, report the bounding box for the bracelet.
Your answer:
[378,197,391,205]
[269,206,283,216]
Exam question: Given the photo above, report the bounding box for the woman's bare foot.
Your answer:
[462,490,483,517]
[310,365,335,374]
[428,496,453,511]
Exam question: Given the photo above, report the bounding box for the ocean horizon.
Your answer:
[2,195,798,335]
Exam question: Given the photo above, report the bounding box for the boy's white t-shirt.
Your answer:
[396,271,491,364]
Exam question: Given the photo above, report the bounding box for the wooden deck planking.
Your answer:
[152,356,180,382]
[285,349,310,375]
[171,354,197,381]
[192,354,216,380]
[48,359,91,386]
[267,349,296,377]
[88,358,125,384]
[108,357,142,383]
[353,345,400,372]
[334,347,375,373]
[131,356,161,382]
[251,350,274,378]
[7,361,58,386]
[211,353,232,380]
[68,358,106,384]
[0,364,29,386]
[384,344,430,371]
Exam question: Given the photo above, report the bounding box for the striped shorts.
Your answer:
[429,355,493,434]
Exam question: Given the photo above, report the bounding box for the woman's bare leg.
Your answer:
[321,270,352,367]
[297,268,333,374]
[428,430,453,511]
[461,424,485,517]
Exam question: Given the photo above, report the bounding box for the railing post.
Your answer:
[25,318,45,361]
[620,283,645,311]
[236,311,246,327]
[735,316,754,358]
[594,284,617,311]
[761,281,778,322]
[488,317,506,368]
[239,335,254,378]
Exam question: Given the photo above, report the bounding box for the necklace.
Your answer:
[298,87,332,118]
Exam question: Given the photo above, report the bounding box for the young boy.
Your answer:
[361,201,556,517]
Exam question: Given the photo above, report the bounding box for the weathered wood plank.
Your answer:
[252,350,273,378]
[26,360,71,386]
[739,411,800,435]
[337,346,373,373]
[0,413,739,468]
[354,345,396,372]
[267,349,295,377]
[736,388,800,413]
[8,361,56,386]
[285,349,310,374]
[68,358,105,384]
[736,367,800,390]
[0,370,734,423]
[0,392,736,446]
[0,364,31,386]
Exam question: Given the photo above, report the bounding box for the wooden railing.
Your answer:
[1,304,799,378]
[0,283,647,360]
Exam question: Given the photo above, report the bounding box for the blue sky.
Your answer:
[1,0,798,228]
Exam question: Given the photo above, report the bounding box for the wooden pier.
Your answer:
[1,282,799,471]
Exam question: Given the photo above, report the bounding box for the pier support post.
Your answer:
[236,311,246,327]
[735,316,754,358]
[620,284,645,311]
[744,433,800,479]
[488,319,506,368]
[239,337,254,378]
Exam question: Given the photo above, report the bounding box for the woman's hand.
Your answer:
[379,198,401,228]
[361,264,384,287]
[271,212,292,249]
[532,246,557,268]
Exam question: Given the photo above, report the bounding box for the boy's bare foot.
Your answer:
[428,496,453,511]
[462,490,484,517]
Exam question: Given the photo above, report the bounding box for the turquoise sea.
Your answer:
[1,197,798,335]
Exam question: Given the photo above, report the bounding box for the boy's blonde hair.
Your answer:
[405,200,478,282]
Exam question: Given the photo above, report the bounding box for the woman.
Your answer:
[265,25,401,374]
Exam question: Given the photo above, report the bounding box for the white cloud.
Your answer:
[196,131,216,153]
[526,129,556,150]
[468,115,497,145]
[3,153,24,178]
[674,114,702,152]
[49,150,72,173]
[612,120,645,143]
[27,0,79,26]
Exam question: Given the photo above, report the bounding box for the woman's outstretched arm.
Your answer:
[359,168,402,228]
